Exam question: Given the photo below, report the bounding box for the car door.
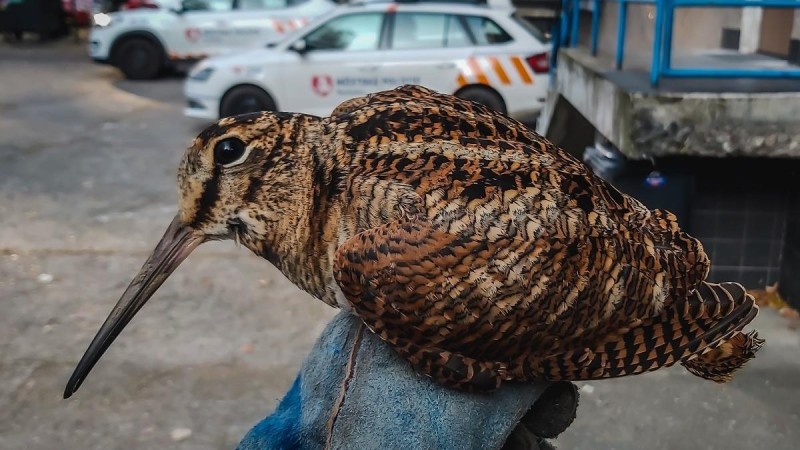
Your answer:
[164,0,239,58]
[280,11,387,117]
[379,12,474,96]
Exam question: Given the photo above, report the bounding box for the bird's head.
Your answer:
[64,111,321,398]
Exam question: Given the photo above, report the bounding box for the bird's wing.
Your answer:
[332,215,747,391]
[330,85,758,390]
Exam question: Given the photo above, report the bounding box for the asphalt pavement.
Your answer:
[1,40,798,450]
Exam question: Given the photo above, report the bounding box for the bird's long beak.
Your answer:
[63,214,204,399]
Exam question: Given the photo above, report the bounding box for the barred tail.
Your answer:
[681,330,764,382]
[524,282,762,382]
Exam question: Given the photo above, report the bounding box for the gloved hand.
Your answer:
[238,312,578,450]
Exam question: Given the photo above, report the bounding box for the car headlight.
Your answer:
[93,13,113,27]
[189,67,215,82]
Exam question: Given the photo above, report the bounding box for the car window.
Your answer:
[511,14,549,43]
[181,0,234,12]
[238,0,306,10]
[304,13,384,52]
[462,15,513,45]
[391,13,471,50]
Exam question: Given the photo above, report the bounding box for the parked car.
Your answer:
[358,0,513,6]
[0,0,68,40]
[94,0,180,13]
[89,0,335,79]
[184,2,550,121]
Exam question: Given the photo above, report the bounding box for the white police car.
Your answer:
[89,0,335,79]
[184,2,550,121]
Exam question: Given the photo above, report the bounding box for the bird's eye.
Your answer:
[214,138,247,167]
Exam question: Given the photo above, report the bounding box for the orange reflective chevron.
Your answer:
[467,57,489,85]
[455,56,538,87]
[275,17,309,33]
[288,19,305,31]
[488,57,511,85]
[510,56,534,84]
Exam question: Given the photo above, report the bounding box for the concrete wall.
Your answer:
[544,49,800,160]
[740,7,763,53]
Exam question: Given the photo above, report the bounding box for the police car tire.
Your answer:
[456,86,507,115]
[115,38,163,80]
[220,86,277,118]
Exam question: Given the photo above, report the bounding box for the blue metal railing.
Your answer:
[559,0,800,86]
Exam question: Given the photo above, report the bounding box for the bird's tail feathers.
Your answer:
[681,330,764,382]
[524,282,762,382]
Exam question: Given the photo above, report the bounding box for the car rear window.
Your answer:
[462,15,512,45]
[511,14,550,43]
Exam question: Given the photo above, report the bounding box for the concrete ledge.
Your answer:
[547,48,800,160]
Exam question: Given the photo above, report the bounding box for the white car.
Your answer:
[89,0,335,79]
[184,2,551,121]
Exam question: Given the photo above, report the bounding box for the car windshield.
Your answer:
[511,14,550,43]
[462,15,512,45]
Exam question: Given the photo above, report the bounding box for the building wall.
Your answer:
[794,10,800,39]
[687,160,792,289]
[779,191,800,308]
[720,7,743,29]
[589,5,744,70]
[606,158,797,291]
[759,8,794,56]
[741,7,765,53]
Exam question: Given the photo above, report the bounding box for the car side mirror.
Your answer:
[290,39,308,55]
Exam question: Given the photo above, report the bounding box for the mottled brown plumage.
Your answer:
[65,85,762,398]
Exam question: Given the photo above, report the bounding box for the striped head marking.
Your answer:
[64,111,320,398]
[178,111,316,241]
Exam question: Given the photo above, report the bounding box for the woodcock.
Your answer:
[65,85,763,397]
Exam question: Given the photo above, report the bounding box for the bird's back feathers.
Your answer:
[328,85,761,390]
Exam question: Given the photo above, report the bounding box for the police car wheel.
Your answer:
[456,87,507,115]
[220,86,276,118]
[115,38,162,80]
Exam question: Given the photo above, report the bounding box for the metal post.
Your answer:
[570,0,581,47]
[661,0,675,70]
[560,0,571,47]
[591,0,601,55]
[550,20,560,83]
[616,0,628,69]
[650,0,666,86]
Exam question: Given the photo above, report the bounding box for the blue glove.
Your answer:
[238,312,577,450]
